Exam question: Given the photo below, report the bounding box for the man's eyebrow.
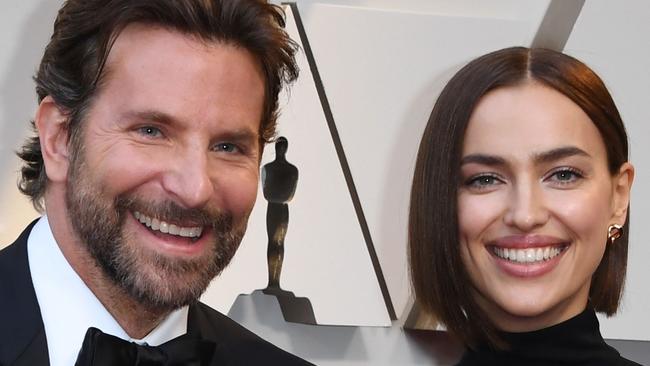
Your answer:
[123,110,177,125]
[460,154,506,166]
[122,110,260,144]
[219,128,259,144]
[533,146,591,164]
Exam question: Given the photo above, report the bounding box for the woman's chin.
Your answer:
[482,296,585,333]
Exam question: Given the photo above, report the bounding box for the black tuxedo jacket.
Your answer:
[0,222,313,366]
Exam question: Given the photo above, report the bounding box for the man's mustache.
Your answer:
[114,195,232,230]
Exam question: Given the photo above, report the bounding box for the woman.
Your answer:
[409,47,638,365]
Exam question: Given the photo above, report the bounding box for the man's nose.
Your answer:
[503,180,549,231]
[162,148,213,208]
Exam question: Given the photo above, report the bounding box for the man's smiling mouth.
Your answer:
[133,211,203,239]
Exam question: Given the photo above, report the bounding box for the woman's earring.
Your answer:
[608,224,623,244]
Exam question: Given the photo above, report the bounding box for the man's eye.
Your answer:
[137,126,162,138]
[214,143,239,153]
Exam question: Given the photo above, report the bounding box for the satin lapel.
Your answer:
[0,220,50,365]
[187,303,229,366]
[186,302,236,343]
[186,303,211,339]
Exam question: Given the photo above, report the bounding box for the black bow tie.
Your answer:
[75,327,216,366]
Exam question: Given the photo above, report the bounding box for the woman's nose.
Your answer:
[503,181,549,231]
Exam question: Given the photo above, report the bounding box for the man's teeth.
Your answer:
[133,211,203,238]
[493,246,564,264]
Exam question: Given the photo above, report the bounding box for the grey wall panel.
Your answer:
[564,0,650,342]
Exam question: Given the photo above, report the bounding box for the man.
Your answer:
[0,0,312,365]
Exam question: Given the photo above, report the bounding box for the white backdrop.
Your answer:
[1,2,648,363]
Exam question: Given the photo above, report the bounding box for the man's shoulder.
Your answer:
[0,221,49,365]
[190,302,314,365]
[0,220,38,256]
[0,222,34,290]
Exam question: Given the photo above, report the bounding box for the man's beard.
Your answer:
[64,148,245,312]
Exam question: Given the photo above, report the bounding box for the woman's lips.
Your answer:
[486,235,570,277]
[490,234,568,248]
[491,245,567,264]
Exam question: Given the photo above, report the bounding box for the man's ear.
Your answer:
[611,162,635,225]
[35,96,70,183]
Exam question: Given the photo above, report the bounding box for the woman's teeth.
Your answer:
[492,246,565,264]
[133,211,203,238]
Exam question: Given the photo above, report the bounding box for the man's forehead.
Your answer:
[101,22,264,89]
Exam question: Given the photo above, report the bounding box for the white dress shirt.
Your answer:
[28,216,188,366]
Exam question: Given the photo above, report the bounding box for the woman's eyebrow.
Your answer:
[460,146,591,167]
[460,154,506,167]
[533,146,591,164]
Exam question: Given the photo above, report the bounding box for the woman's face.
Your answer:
[458,81,633,332]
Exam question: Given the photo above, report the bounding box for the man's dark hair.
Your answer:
[409,47,630,349]
[18,0,299,211]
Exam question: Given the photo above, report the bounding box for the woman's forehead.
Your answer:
[461,82,607,163]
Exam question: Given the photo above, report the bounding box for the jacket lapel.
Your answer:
[0,220,49,365]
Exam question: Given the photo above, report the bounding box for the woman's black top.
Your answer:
[457,307,642,366]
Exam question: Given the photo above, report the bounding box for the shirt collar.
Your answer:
[28,215,188,366]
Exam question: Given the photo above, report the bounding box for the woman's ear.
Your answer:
[35,96,70,183]
[610,162,635,225]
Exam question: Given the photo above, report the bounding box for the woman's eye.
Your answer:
[548,168,583,185]
[137,126,162,138]
[465,174,502,190]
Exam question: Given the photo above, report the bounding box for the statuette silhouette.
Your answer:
[262,136,298,289]
[261,136,315,324]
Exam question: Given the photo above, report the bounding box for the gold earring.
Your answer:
[608,224,622,244]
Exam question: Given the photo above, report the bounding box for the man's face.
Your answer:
[65,24,265,310]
